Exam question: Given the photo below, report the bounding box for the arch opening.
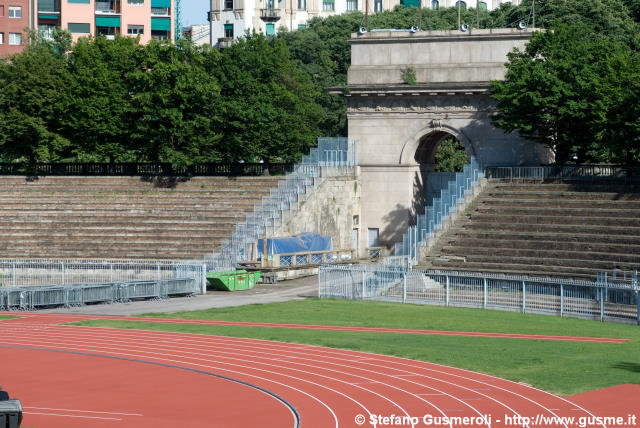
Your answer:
[411,130,471,224]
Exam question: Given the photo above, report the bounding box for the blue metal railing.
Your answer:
[205,138,357,272]
[393,156,484,267]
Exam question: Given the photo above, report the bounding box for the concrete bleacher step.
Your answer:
[0,176,283,259]
[481,190,640,201]
[419,261,609,281]
[440,246,640,264]
[442,237,640,254]
[422,181,640,280]
[462,214,640,227]
[473,206,640,218]
[459,222,640,236]
[449,231,640,246]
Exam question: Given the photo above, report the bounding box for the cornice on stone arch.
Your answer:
[399,122,476,166]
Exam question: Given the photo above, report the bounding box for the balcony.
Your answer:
[260,8,281,22]
[151,7,170,16]
[218,37,233,49]
[38,0,61,14]
[95,1,121,14]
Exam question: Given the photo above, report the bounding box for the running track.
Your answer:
[0,314,630,427]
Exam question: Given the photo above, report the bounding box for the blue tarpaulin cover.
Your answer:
[257,233,333,258]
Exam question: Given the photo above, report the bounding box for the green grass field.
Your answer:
[71,299,640,396]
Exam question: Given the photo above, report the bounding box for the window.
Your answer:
[128,0,144,4]
[322,0,334,11]
[224,23,233,38]
[9,33,22,45]
[265,23,274,36]
[297,0,305,10]
[0,33,3,45]
[455,0,466,8]
[151,7,169,15]
[224,0,233,9]
[478,1,487,10]
[151,30,168,40]
[68,23,91,33]
[346,0,357,11]
[367,228,379,248]
[39,0,58,12]
[128,25,144,35]
[431,0,438,9]
[374,0,382,12]
[8,6,22,18]
[38,24,56,40]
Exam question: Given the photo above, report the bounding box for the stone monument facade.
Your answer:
[336,28,552,252]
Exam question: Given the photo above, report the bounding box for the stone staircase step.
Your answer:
[440,246,640,263]
[482,190,640,201]
[422,181,640,279]
[459,222,640,235]
[474,206,639,218]
[442,236,640,249]
[0,176,283,258]
[475,198,640,209]
[463,214,640,227]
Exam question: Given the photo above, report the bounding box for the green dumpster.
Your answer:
[206,270,260,291]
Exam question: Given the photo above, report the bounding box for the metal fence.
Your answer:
[393,157,484,267]
[0,259,206,292]
[319,265,640,325]
[485,165,640,183]
[0,278,200,311]
[205,138,357,272]
[0,162,295,177]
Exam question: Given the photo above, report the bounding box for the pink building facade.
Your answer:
[0,0,35,56]
[39,0,174,45]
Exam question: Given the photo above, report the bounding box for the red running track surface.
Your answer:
[0,314,631,427]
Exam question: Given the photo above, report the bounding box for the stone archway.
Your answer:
[338,28,553,254]
[409,129,474,225]
[400,123,476,167]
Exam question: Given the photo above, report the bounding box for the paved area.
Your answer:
[40,275,318,316]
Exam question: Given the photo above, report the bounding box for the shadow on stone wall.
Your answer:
[380,203,411,249]
[411,166,428,226]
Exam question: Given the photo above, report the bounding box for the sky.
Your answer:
[182,0,211,27]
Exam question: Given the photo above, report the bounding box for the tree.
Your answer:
[434,137,470,172]
[0,42,71,163]
[491,26,640,165]
[64,36,143,162]
[215,33,322,162]
[127,40,224,165]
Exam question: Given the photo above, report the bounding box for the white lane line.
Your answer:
[1,323,589,428]
[2,327,444,428]
[24,406,143,416]
[2,327,464,428]
[1,337,342,428]
[25,411,121,420]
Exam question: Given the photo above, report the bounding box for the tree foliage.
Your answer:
[214,34,322,162]
[0,32,319,164]
[1,0,639,164]
[434,137,470,172]
[491,26,640,165]
[0,42,71,163]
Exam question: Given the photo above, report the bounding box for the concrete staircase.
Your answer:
[420,181,640,280]
[0,176,281,260]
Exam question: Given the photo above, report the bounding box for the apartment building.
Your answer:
[208,0,521,47]
[40,0,174,43]
[0,0,173,56]
[0,0,35,56]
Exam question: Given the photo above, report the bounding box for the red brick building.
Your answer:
[0,0,35,56]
